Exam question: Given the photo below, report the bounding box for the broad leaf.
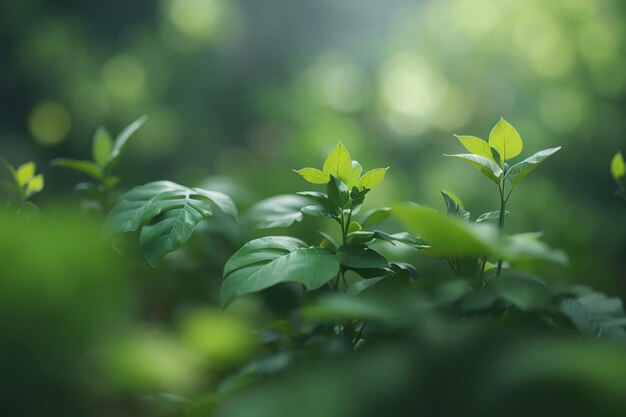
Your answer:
[490,272,552,312]
[444,154,503,184]
[92,127,113,168]
[454,135,494,160]
[245,194,309,229]
[489,117,523,161]
[561,291,626,339]
[505,147,561,186]
[346,161,362,189]
[222,237,340,305]
[611,151,625,182]
[360,207,391,228]
[326,176,349,208]
[51,158,103,180]
[108,115,147,170]
[336,244,390,270]
[294,167,330,184]
[322,142,352,183]
[359,167,388,190]
[104,180,236,266]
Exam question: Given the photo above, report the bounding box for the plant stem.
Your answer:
[495,182,507,277]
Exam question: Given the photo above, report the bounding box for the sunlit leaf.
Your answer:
[293,167,330,184]
[347,161,362,188]
[16,162,35,187]
[611,151,625,182]
[489,117,523,161]
[359,167,388,190]
[25,174,44,197]
[222,237,339,306]
[322,142,352,183]
[505,147,561,186]
[454,135,494,161]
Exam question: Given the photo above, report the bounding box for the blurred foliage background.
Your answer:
[2,1,626,416]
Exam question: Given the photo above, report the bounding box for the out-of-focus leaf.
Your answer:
[108,115,147,170]
[25,174,44,197]
[222,237,339,306]
[245,194,309,229]
[92,126,113,168]
[16,162,35,187]
[610,151,625,182]
[360,207,392,228]
[476,210,508,223]
[490,273,552,311]
[561,291,626,339]
[51,158,103,180]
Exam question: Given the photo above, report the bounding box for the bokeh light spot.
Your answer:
[164,0,224,40]
[28,101,71,146]
[102,54,146,100]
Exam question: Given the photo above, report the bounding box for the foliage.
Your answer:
[612,151,625,199]
[0,158,44,211]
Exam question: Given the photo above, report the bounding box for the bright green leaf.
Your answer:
[611,151,625,182]
[222,237,340,306]
[505,147,561,186]
[92,127,113,168]
[489,117,523,161]
[454,135,494,161]
[294,167,330,184]
[346,161,362,189]
[16,162,35,187]
[322,142,352,182]
[444,153,503,184]
[359,167,388,190]
[25,174,44,197]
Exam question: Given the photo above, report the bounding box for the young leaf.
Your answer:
[25,174,44,198]
[359,167,388,190]
[322,142,352,183]
[441,190,470,221]
[489,117,523,161]
[92,127,113,168]
[222,237,340,306]
[454,135,494,161]
[505,147,561,187]
[444,153,503,184]
[611,151,625,183]
[16,162,36,187]
[294,167,330,184]
[347,161,362,189]
[51,158,103,180]
[326,176,349,208]
[476,210,509,223]
[104,181,236,266]
[108,115,148,170]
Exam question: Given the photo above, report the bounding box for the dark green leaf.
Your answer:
[326,176,349,208]
[108,115,147,170]
[336,244,390,269]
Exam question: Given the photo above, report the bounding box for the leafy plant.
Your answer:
[222,142,411,310]
[0,158,44,211]
[445,117,561,278]
[611,150,625,199]
[52,116,147,211]
[103,180,237,267]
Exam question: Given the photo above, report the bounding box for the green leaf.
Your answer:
[245,195,309,229]
[326,176,349,208]
[25,174,44,198]
[360,207,392,228]
[475,210,508,223]
[16,162,35,187]
[108,115,147,170]
[293,167,330,184]
[346,161,362,189]
[441,190,470,221]
[611,151,625,182]
[359,167,388,190]
[51,158,103,180]
[322,142,352,183]
[490,272,552,312]
[488,117,523,161]
[92,126,113,168]
[505,147,561,186]
[104,181,236,267]
[444,154,503,184]
[336,245,390,270]
[561,291,626,339]
[454,135,494,161]
[222,237,340,306]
